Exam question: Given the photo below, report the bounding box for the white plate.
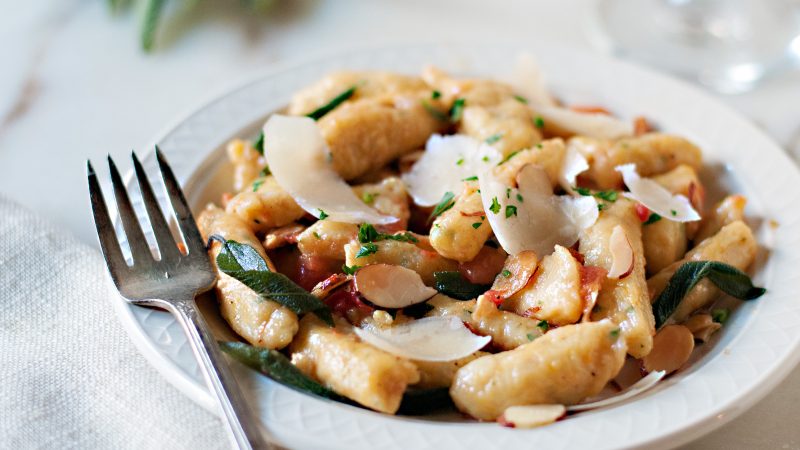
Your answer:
[110,43,800,449]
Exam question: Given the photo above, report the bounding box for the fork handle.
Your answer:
[172,300,272,450]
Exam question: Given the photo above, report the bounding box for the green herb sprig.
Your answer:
[429,191,456,221]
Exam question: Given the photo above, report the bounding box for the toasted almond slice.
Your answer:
[490,251,539,299]
[310,274,350,300]
[682,314,722,343]
[498,404,566,428]
[355,264,437,309]
[608,225,634,279]
[643,325,695,374]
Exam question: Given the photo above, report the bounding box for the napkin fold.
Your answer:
[0,195,225,449]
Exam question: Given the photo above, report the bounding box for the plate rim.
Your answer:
[109,41,800,449]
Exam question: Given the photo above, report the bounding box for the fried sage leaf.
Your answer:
[397,387,453,415]
[213,237,334,326]
[433,271,490,301]
[222,342,453,415]
[652,261,766,328]
[220,341,346,400]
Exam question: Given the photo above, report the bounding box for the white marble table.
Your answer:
[2,0,798,448]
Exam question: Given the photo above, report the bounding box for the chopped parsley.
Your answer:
[361,192,377,204]
[484,133,503,145]
[513,95,528,104]
[431,90,441,99]
[357,223,418,244]
[526,333,536,341]
[712,308,730,324]
[356,243,379,258]
[449,98,466,123]
[259,165,271,177]
[421,100,448,121]
[574,186,618,202]
[506,187,511,199]
[671,209,678,216]
[597,203,606,211]
[595,190,618,202]
[644,213,662,225]
[306,86,357,120]
[516,193,524,202]
[505,205,518,218]
[313,231,321,239]
[251,179,265,192]
[502,269,512,277]
[253,132,264,155]
[456,158,465,166]
[489,197,501,214]
[482,155,490,162]
[534,116,545,128]
[471,222,482,229]
[537,321,549,332]
[318,209,329,220]
[342,264,361,275]
[497,150,521,166]
[610,328,621,339]
[429,191,456,221]
[462,175,478,182]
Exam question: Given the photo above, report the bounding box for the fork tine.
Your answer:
[108,155,155,266]
[87,161,129,282]
[131,151,181,262]
[154,147,205,257]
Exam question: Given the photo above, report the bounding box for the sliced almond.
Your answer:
[262,223,306,250]
[498,404,566,428]
[580,265,607,322]
[608,225,634,279]
[490,251,539,299]
[643,325,695,374]
[310,274,350,300]
[682,314,722,343]
[354,264,437,309]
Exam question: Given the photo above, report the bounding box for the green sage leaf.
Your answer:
[652,261,766,328]
[214,238,334,326]
[220,342,346,400]
[433,271,490,301]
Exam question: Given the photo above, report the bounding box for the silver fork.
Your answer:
[87,149,270,450]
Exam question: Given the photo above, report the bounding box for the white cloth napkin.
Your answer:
[0,195,226,449]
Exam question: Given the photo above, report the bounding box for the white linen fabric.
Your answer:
[0,195,225,449]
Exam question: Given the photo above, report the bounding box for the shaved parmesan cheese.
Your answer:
[402,134,501,206]
[559,142,590,195]
[567,370,665,412]
[354,316,491,362]
[534,105,634,140]
[262,115,397,225]
[480,164,598,256]
[509,53,558,107]
[354,264,437,309]
[616,164,701,222]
